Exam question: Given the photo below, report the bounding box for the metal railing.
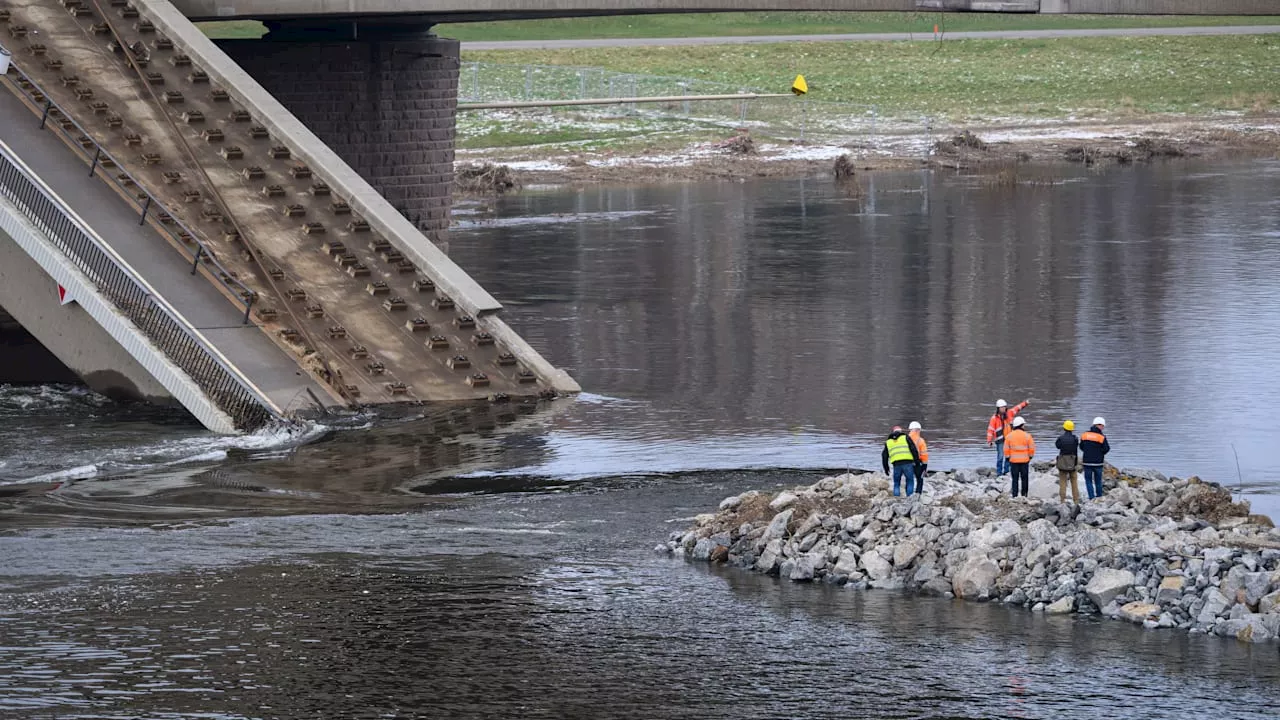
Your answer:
[0,45,257,323]
[0,78,276,431]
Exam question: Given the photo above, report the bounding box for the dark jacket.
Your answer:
[1080,425,1111,466]
[881,431,921,474]
[1055,430,1079,457]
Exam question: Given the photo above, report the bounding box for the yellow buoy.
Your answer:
[791,74,808,96]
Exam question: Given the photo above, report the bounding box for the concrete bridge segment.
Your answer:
[167,0,1278,21]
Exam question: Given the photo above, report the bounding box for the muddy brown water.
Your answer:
[2,159,1280,718]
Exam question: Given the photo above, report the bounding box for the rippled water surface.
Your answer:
[3,159,1280,718]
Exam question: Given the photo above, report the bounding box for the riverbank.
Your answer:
[455,116,1280,189]
[662,466,1280,644]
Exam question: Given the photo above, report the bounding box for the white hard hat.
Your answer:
[1092,417,1106,426]
[996,399,1008,408]
[909,421,922,431]
[1011,416,1026,428]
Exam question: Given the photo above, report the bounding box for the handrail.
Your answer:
[0,135,276,430]
[0,43,258,323]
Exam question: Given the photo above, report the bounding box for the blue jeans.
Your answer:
[994,439,1007,475]
[892,463,916,497]
[1084,466,1104,499]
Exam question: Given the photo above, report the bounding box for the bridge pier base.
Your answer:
[217,22,459,238]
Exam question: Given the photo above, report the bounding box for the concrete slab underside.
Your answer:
[165,0,1279,21]
[0,89,331,415]
[0,307,79,385]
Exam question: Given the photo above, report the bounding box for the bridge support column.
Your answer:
[217,20,458,237]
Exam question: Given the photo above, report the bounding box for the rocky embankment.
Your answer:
[661,467,1280,643]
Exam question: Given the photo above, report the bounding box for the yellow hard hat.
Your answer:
[1063,420,1075,431]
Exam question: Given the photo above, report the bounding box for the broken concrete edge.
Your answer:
[482,315,581,394]
[0,184,240,434]
[139,0,502,317]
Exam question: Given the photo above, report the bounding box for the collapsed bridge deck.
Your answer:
[0,0,576,431]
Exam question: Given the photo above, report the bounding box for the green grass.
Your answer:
[199,13,1280,41]
[464,35,1280,120]
[198,20,265,38]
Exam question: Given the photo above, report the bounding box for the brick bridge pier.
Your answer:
[217,20,459,238]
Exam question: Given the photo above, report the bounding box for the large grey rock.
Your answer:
[719,493,746,511]
[1197,587,1232,624]
[1118,601,1162,624]
[1220,564,1249,598]
[1202,547,1234,565]
[894,539,925,568]
[1156,576,1186,604]
[842,515,866,534]
[1258,590,1280,615]
[953,556,1001,599]
[795,512,824,539]
[1025,544,1052,569]
[789,556,816,582]
[756,539,783,574]
[913,565,940,585]
[1046,596,1075,614]
[834,548,861,577]
[1217,615,1273,643]
[763,509,794,541]
[770,492,799,511]
[1244,572,1272,607]
[922,577,953,596]
[971,519,1022,550]
[861,551,892,581]
[692,538,715,561]
[1086,569,1135,610]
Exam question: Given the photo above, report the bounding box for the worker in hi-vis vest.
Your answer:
[881,425,922,498]
[1004,416,1036,498]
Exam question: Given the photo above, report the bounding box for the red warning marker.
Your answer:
[58,284,73,306]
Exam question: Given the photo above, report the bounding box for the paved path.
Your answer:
[0,89,326,412]
[462,24,1280,50]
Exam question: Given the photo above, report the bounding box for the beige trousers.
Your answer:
[1058,469,1080,503]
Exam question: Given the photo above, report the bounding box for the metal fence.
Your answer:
[458,61,936,147]
[0,47,256,323]
[0,69,276,431]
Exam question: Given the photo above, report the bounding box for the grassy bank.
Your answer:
[198,13,1280,41]
[464,35,1280,120]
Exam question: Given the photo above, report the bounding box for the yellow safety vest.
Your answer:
[886,435,913,465]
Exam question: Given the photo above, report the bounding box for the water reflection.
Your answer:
[450,160,1280,499]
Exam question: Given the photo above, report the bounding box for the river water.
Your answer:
[2,159,1280,718]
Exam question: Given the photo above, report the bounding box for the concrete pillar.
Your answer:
[217,20,458,237]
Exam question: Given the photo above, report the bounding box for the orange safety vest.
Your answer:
[986,401,1028,443]
[909,430,929,463]
[1080,430,1106,445]
[1004,428,1035,463]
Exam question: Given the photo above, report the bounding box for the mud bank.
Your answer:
[456,117,1280,190]
[661,466,1280,644]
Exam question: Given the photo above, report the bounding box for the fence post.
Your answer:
[523,65,532,100]
[138,195,151,225]
[88,147,100,177]
[191,246,201,275]
[800,95,809,144]
[579,69,586,100]
[39,101,52,129]
[470,62,479,101]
